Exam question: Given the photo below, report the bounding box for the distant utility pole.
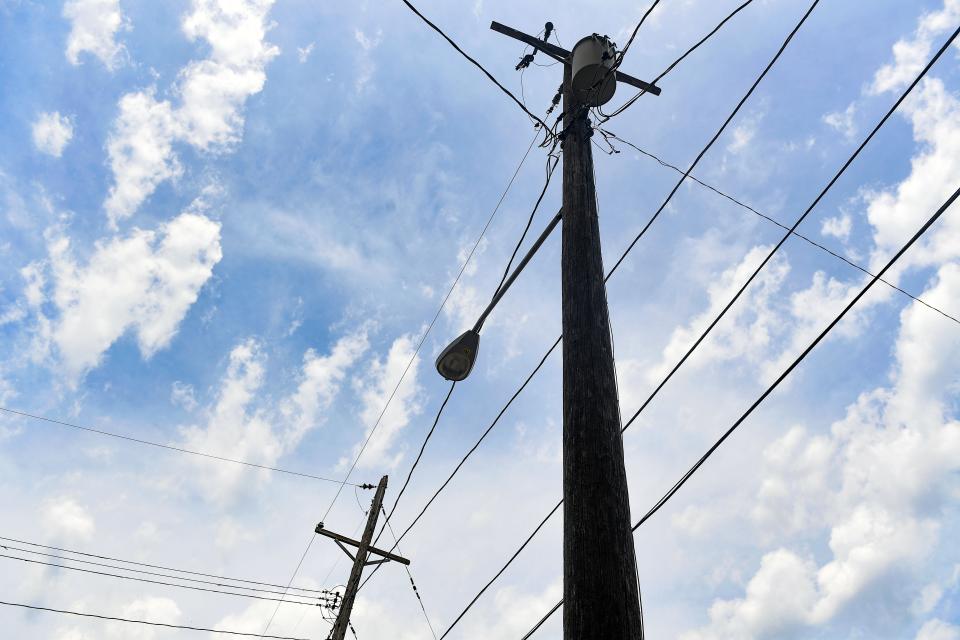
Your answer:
[316,475,409,640]
[490,22,661,640]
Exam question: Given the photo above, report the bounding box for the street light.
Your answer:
[435,210,562,381]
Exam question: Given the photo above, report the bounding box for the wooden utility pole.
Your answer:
[490,22,659,640]
[316,475,409,640]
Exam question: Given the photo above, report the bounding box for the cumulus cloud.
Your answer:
[820,213,852,241]
[178,330,368,501]
[823,102,857,141]
[870,0,960,95]
[648,245,789,382]
[26,207,222,381]
[917,620,960,640]
[63,0,126,70]
[104,0,279,224]
[31,112,74,157]
[344,333,423,470]
[866,78,960,275]
[685,265,960,637]
[42,497,95,541]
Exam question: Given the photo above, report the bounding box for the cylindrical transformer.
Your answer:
[571,34,617,107]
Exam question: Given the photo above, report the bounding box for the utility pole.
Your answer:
[316,475,409,640]
[488,22,661,640]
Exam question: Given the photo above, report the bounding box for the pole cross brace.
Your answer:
[490,21,662,96]
[315,522,411,565]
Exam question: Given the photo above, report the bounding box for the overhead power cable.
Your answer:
[371,0,820,583]
[259,110,545,640]
[0,552,329,607]
[522,182,960,640]
[601,0,757,121]
[446,13,960,637]
[0,406,362,486]
[0,536,329,596]
[397,0,553,133]
[512,20,960,637]
[0,540,331,599]
[0,599,309,640]
[600,129,960,327]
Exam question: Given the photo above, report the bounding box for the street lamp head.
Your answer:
[435,329,480,381]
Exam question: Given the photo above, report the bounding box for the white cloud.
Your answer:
[648,245,789,381]
[179,330,367,501]
[42,497,95,541]
[866,78,960,275]
[63,0,125,70]
[297,42,315,63]
[31,112,74,157]
[104,91,182,227]
[353,28,383,92]
[170,380,198,411]
[820,213,852,241]
[28,208,222,381]
[870,0,960,95]
[823,102,857,140]
[681,549,817,640]
[104,0,279,223]
[685,264,960,637]
[344,333,423,470]
[917,620,960,640]
[727,121,756,153]
[113,597,181,639]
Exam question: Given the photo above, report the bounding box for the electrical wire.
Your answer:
[397,0,553,134]
[0,406,362,486]
[601,0,757,121]
[511,19,960,638]
[0,540,333,599]
[373,381,457,548]
[380,506,439,640]
[0,599,310,640]
[522,180,960,639]
[494,155,560,296]
[358,336,562,592]
[599,129,960,327]
[367,0,820,583]
[258,106,546,640]
[0,552,330,607]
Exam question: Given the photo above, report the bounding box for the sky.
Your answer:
[1,0,960,638]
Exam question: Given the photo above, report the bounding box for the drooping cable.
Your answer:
[0,552,330,607]
[258,115,545,640]
[597,130,960,327]
[397,0,553,133]
[380,506,439,640]
[0,406,362,486]
[601,0,757,121]
[370,0,820,579]
[0,599,309,640]
[0,539,332,599]
[449,16,960,636]
[522,180,960,638]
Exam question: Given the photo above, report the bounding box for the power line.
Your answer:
[0,535,328,596]
[0,552,330,607]
[0,540,333,599]
[601,0,757,121]
[375,381,457,547]
[380,506,439,640]
[0,599,310,640]
[521,181,960,640]
[512,20,960,637]
[445,15,960,636]
[397,0,553,133]
[259,103,545,640]
[0,406,363,486]
[597,129,960,327]
[369,0,818,575]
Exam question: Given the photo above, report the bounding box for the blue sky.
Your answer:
[2,0,960,638]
